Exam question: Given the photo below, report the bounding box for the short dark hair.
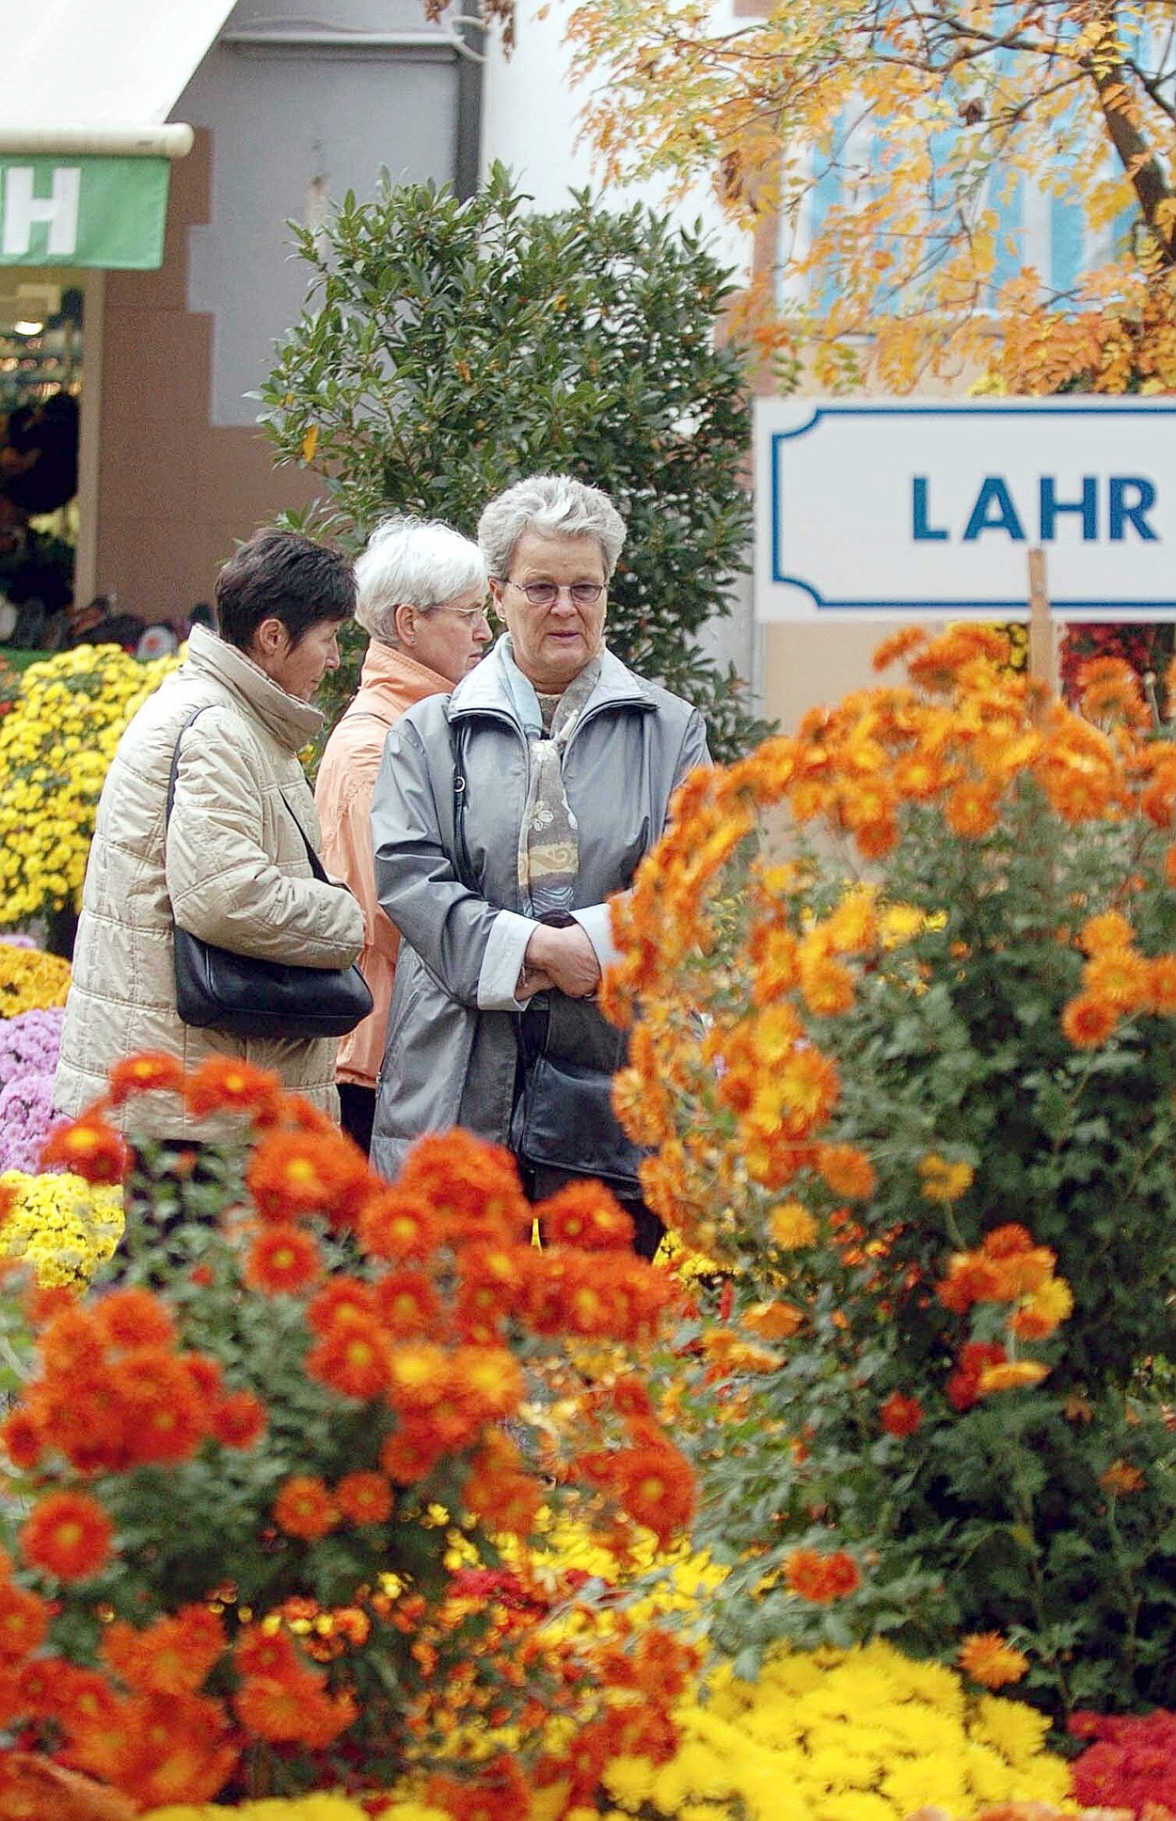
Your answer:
[214,528,356,651]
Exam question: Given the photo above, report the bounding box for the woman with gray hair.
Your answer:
[369,475,708,1255]
[315,515,490,1151]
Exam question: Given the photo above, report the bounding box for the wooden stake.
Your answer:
[1026,547,1056,691]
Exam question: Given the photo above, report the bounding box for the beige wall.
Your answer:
[93,132,318,623]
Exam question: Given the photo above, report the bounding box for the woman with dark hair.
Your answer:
[55,528,365,1141]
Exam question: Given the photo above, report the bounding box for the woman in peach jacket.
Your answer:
[314,517,490,1152]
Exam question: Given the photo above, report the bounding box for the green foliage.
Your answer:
[257,163,770,762]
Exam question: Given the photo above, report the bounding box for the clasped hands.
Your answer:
[516,917,601,1002]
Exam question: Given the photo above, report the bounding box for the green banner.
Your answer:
[0,156,170,269]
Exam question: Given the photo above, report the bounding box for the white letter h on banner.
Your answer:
[2,166,81,256]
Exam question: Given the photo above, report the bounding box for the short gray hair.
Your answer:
[354,515,486,644]
[477,475,627,582]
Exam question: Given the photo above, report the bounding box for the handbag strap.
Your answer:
[166,703,330,883]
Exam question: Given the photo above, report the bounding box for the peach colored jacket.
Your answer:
[314,642,451,1090]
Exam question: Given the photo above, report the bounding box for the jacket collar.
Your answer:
[449,635,653,726]
[185,624,323,750]
[355,639,452,704]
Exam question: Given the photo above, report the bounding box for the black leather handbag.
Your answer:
[168,707,373,1041]
[510,968,649,1198]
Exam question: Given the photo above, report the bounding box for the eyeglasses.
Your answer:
[504,579,605,609]
[424,602,492,626]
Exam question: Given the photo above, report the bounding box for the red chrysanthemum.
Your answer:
[243,1225,323,1295]
[784,1546,861,1603]
[40,1113,129,1185]
[879,1392,923,1437]
[246,1128,374,1228]
[535,1180,636,1252]
[396,1131,530,1244]
[305,1320,389,1401]
[183,1056,282,1122]
[373,1268,442,1337]
[273,1474,337,1541]
[92,1287,177,1352]
[106,1053,186,1106]
[0,1581,50,1661]
[608,1445,696,1546]
[335,1471,394,1527]
[19,1491,113,1582]
[357,1189,441,1262]
[208,1389,267,1450]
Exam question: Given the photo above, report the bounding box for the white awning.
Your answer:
[0,0,238,156]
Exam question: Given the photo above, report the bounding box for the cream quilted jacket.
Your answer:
[54,626,364,1137]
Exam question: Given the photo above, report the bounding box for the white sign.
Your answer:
[755,398,1176,621]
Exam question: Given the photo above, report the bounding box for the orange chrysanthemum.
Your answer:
[234,1670,355,1747]
[397,1130,530,1244]
[1100,1460,1145,1495]
[40,1113,129,1185]
[183,1056,282,1122]
[816,1143,876,1200]
[872,626,926,671]
[976,1358,1050,1396]
[379,1421,450,1484]
[742,1299,804,1341]
[1081,945,1151,1013]
[243,1225,323,1295]
[106,1053,187,1106]
[1148,954,1176,1014]
[783,1546,861,1603]
[272,1474,337,1542]
[944,780,1001,839]
[0,1407,42,1472]
[1076,910,1135,954]
[958,1631,1029,1689]
[234,1625,302,1681]
[1061,992,1119,1049]
[385,1342,452,1414]
[799,949,856,1017]
[335,1471,394,1526]
[305,1276,380,1335]
[20,1491,113,1582]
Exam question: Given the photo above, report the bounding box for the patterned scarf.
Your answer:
[501,641,601,918]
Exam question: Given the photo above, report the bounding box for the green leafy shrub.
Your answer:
[258,164,770,762]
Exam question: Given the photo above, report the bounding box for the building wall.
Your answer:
[94,0,463,620]
[95,132,319,620]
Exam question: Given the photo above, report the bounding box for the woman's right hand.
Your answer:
[523,921,602,999]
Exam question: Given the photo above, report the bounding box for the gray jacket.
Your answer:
[369,640,708,1179]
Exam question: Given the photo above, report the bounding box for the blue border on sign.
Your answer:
[769,403,1176,612]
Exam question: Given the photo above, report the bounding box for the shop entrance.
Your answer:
[0,269,83,659]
